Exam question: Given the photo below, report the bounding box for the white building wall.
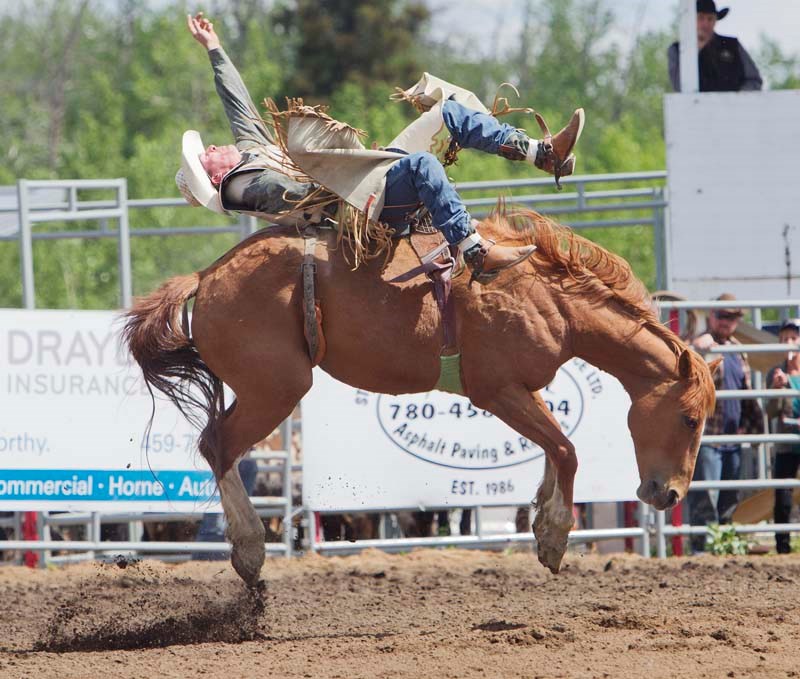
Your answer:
[664,90,800,299]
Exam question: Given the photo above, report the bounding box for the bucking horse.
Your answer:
[122,206,719,586]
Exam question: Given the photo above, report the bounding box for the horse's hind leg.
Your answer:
[203,367,311,586]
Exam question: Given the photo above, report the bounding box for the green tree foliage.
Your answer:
[273,0,430,99]
[757,37,800,89]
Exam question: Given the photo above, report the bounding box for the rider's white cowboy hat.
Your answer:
[174,130,227,215]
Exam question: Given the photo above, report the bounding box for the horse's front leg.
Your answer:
[532,453,576,573]
[472,383,577,573]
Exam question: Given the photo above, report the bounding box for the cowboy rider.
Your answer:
[178,12,585,281]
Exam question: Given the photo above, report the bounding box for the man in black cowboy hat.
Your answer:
[668,0,762,92]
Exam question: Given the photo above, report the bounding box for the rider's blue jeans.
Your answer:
[381,99,520,244]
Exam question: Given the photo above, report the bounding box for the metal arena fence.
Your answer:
[1,176,799,564]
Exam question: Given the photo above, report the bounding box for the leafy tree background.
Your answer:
[0,0,797,308]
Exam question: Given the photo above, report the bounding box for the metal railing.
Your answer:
[1,172,667,236]
[459,170,666,224]
[0,172,670,309]
[654,478,800,558]
[1,424,298,566]
[653,298,800,555]
[15,179,133,308]
[307,502,652,557]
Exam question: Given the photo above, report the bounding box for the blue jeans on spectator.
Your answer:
[381,99,520,244]
[687,444,742,553]
[773,451,800,554]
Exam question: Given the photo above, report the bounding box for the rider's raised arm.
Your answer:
[187,12,274,150]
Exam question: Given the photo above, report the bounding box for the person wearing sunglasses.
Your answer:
[688,293,764,553]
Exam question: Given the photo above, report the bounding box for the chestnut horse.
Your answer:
[123,208,718,586]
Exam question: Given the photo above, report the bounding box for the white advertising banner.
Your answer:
[0,309,218,512]
[302,359,640,511]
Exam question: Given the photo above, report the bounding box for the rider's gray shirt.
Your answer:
[208,47,322,217]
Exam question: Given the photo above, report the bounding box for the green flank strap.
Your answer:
[435,353,464,395]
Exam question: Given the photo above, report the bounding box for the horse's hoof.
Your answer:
[231,546,264,587]
[536,546,564,574]
[533,521,568,574]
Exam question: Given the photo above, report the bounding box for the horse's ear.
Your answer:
[678,349,694,379]
[708,357,723,377]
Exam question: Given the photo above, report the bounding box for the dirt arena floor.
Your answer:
[1,549,799,679]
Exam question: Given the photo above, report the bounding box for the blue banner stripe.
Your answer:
[0,469,217,502]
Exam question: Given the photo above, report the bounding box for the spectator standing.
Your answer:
[766,318,800,554]
[668,0,762,92]
[688,293,764,553]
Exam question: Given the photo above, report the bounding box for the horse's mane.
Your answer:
[482,205,715,418]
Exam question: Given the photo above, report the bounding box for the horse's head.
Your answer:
[627,349,720,510]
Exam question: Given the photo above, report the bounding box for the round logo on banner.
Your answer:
[374,361,587,470]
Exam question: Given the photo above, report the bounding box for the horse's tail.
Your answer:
[121,273,224,469]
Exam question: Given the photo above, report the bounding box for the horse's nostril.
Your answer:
[667,489,679,507]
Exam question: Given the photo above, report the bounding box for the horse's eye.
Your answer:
[683,415,699,430]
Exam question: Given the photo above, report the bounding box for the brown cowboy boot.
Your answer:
[463,239,536,286]
[496,109,584,189]
[531,108,584,182]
